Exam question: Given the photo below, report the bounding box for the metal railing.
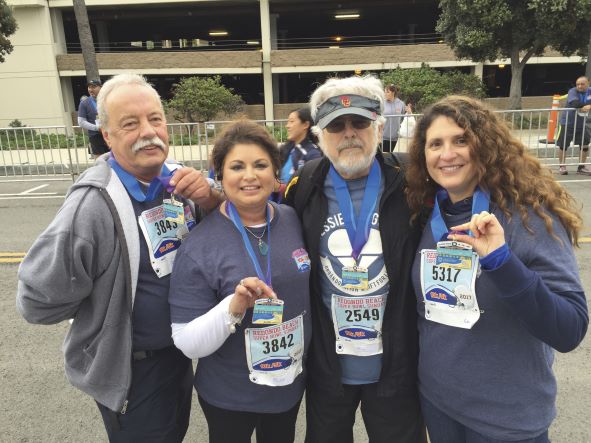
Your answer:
[1,107,588,182]
[64,33,444,53]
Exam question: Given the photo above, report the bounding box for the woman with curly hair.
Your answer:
[406,96,588,443]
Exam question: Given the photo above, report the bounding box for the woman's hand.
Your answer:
[229,277,277,317]
[449,211,505,257]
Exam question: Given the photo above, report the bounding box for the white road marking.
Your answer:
[20,184,49,194]
[0,194,63,200]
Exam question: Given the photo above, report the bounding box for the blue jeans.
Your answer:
[420,395,550,443]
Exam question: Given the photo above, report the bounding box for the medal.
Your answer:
[341,265,369,290]
[252,298,284,325]
[163,194,185,224]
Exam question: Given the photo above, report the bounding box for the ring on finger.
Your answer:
[239,279,245,287]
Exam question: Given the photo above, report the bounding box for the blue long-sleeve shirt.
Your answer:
[559,86,591,126]
[412,198,588,440]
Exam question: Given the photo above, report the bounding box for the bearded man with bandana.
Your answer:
[284,75,426,443]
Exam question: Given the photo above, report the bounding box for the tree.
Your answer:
[72,0,99,82]
[437,0,591,109]
[0,0,17,63]
[380,64,486,112]
[166,76,244,122]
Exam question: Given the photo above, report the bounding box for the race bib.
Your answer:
[245,315,305,387]
[138,204,195,278]
[420,241,480,329]
[331,293,385,356]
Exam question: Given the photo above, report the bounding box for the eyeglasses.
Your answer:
[325,116,372,133]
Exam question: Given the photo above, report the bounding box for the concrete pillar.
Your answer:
[50,9,66,54]
[473,63,484,80]
[260,0,274,121]
[95,21,109,52]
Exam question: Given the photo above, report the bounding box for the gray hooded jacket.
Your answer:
[17,158,159,412]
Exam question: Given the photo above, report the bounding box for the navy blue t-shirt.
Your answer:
[169,203,312,413]
[131,191,195,351]
[318,172,388,384]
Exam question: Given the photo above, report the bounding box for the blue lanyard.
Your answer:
[227,201,272,287]
[429,187,490,242]
[88,97,97,112]
[108,155,174,202]
[329,159,381,262]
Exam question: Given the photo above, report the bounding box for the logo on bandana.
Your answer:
[341,96,351,107]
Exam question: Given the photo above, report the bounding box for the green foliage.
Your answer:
[0,125,88,150]
[8,119,25,128]
[437,0,591,108]
[437,0,591,62]
[380,64,486,112]
[166,76,245,122]
[0,0,17,63]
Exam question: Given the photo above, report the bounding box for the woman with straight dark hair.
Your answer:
[169,120,312,443]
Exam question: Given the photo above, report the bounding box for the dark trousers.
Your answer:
[420,395,549,443]
[198,394,302,443]
[382,139,398,153]
[89,132,110,155]
[96,346,193,443]
[305,383,426,443]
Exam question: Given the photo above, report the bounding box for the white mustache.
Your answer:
[336,139,364,152]
[132,136,167,153]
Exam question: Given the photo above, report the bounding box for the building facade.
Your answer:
[1,0,587,127]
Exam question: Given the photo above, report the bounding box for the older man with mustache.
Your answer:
[285,75,425,443]
[17,73,222,442]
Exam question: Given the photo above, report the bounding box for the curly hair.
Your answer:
[405,95,582,245]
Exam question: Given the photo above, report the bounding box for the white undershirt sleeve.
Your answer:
[171,293,245,359]
[77,116,98,132]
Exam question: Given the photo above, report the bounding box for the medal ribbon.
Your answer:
[108,155,175,202]
[329,159,381,262]
[429,187,490,242]
[227,201,272,287]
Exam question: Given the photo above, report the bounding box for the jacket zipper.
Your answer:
[98,187,134,416]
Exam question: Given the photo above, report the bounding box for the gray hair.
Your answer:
[309,75,386,149]
[97,73,163,131]
[309,75,386,126]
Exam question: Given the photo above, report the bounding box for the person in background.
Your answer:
[169,120,312,443]
[78,79,110,158]
[284,75,425,443]
[17,73,222,442]
[556,76,591,175]
[280,106,322,185]
[406,95,588,443]
[382,84,406,153]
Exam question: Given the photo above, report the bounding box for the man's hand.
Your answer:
[169,167,222,210]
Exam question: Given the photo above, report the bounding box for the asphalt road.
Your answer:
[1,176,590,442]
